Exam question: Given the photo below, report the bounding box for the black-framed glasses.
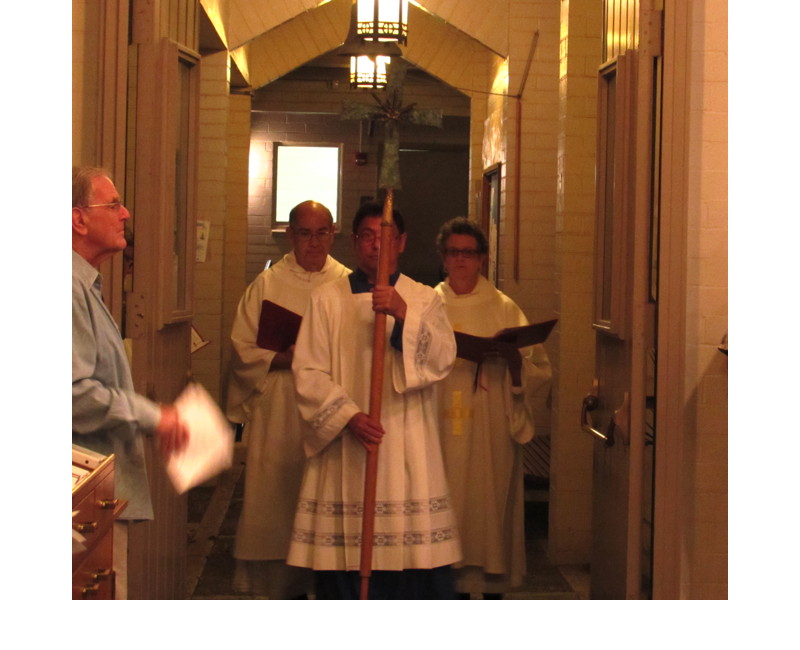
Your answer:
[444,247,481,259]
[80,200,124,212]
[354,230,400,245]
[292,228,333,241]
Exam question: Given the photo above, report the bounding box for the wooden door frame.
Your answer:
[132,38,198,331]
[480,163,502,285]
[123,35,199,600]
[652,0,691,599]
[590,0,667,599]
[589,46,653,599]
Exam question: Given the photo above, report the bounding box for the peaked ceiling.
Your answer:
[201,0,509,91]
[220,0,507,55]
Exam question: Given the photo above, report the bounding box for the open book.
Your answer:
[257,300,302,352]
[454,318,557,363]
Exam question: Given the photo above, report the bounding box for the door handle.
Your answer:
[581,379,615,446]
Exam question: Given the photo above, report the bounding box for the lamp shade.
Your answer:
[350,54,391,89]
[339,1,405,90]
[357,0,408,44]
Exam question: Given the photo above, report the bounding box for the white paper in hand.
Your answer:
[166,382,234,494]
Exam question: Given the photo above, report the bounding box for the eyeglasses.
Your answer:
[354,230,400,245]
[292,228,333,241]
[80,200,125,212]
[444,247,481,259]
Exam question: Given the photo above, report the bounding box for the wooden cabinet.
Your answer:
[72,453,126,600]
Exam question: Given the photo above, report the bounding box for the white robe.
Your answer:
[434,276,552,593]
[226,252,350,568]
[287,273,462,571]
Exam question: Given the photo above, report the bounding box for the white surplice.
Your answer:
[226,253,350,582]
[434,275,552,593]
[287,273,462,571]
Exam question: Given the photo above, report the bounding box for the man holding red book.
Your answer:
[226,200,349,599]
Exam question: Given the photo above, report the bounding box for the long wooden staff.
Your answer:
[350,57,440,599]
[359,190,395,600]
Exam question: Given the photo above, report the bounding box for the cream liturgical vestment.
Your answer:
[226,253,350,581]
[434,276,552,593]
[287,272,462,572]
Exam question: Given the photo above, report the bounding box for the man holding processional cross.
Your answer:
[286,201,462,599]
[286,57,460,598]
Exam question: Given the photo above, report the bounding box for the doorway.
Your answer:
[394,142,470,284]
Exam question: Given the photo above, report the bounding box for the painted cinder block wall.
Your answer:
[245,105,376,281]
[236,0,569,557]
[550,0,603,565]
[681,0,727,599]
[192,51,230,402]
[185,0,727,596]
[221,91,252,409]
[244,75,471,284]
[191,51,251,403]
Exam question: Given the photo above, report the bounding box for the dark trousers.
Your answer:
[314,566,456,600]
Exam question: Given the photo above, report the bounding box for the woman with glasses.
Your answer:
[434,217,552,599]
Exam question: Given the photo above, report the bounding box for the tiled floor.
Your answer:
[186,444,590,600]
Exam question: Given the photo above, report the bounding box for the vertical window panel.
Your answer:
[593,52,637,338]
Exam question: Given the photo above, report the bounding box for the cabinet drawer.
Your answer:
[72,457,118,570]
[73,532,115,600]
[73,480,116,559]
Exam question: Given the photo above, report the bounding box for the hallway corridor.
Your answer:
[185,445,590,600]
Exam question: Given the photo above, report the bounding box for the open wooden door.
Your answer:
[583,7,662,599]
[123,36,199,599]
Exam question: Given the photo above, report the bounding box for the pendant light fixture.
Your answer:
[339,0,408,90]
[357,0,408,44]
[350,54,391,89]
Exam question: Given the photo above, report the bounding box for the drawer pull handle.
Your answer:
[98,499,120,510]
[74,521,98,534]
[82,584,100,598]
[92,568,113,582]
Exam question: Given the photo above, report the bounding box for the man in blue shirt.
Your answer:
[72,166,188,597]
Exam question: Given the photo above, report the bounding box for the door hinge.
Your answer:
[126,292,146,338]
[643,9,664,58]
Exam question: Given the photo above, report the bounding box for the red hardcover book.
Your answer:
[454,318,557,363]
[256,300,302,352]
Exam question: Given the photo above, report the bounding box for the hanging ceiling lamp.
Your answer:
[357,0,408,44]
[339,0,407,89]
[350,54,391,89]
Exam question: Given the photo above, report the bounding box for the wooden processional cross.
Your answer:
[341,58,442,599]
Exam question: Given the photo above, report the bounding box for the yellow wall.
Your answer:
[221,93,253,407]
[72,0,728,599]
[550,0,604,564]
[681,0,727,599]
[192,51,243,402]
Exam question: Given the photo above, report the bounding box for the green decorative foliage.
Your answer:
[340,59,442,190]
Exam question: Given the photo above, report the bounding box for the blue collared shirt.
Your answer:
[72,251,159,520]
